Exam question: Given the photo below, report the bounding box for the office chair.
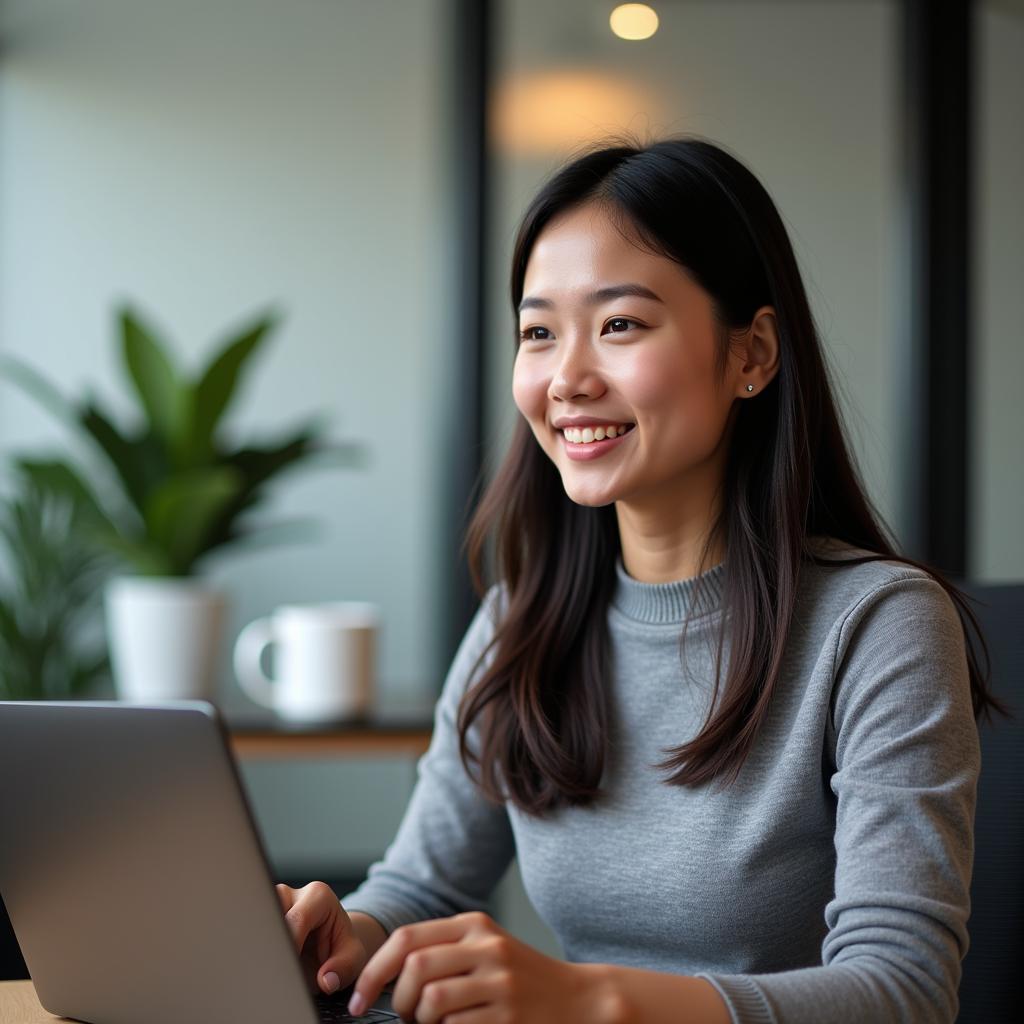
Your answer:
[953,580,1024,1023]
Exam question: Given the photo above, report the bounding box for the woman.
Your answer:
[276,137,998,1024]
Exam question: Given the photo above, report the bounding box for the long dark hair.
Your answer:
[456,135,1002,817]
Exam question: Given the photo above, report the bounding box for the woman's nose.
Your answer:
[548,339,605,402]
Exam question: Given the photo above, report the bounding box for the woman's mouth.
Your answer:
[559,423,635,461]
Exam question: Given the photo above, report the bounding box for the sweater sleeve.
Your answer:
[700,575,980,1024]
[338,585,515,935]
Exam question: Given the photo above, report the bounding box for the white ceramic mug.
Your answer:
[233,602,379,722]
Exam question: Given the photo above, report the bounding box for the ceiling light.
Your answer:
[609,3,659,41]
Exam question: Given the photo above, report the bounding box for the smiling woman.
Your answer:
[288,137,1003,1024]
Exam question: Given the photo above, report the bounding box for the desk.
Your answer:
[0,980,64,1023]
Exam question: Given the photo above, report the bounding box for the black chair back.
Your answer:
[954,581,1024,1023]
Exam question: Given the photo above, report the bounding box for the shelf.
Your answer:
[226,706,434,759]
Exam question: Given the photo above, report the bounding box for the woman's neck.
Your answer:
[615,501,725,583]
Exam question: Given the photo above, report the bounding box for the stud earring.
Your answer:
[746,384,754,392]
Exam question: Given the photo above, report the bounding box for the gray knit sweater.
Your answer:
[341,539,979,1023]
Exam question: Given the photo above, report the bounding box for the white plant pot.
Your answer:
[105,577,227,702]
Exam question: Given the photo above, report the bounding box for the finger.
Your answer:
[316,940,364,996]
[442,1009,495,1024]
[389,943,483,1021]
[408,975,494,1024]
[284,883,336,953]
[349,917,469,1016]
[315,912,362,995]
[275,883,296,915]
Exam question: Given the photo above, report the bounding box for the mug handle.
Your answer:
[233,617,277,710]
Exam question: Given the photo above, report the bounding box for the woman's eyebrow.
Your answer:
[518,283,664,314]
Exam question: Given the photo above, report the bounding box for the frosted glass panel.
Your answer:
[972,1,1024,581]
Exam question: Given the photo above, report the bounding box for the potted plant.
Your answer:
[0,305,362,703]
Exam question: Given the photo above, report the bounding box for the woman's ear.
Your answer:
[736,306,780,396]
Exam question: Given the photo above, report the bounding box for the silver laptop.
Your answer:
[0,700,397,1024]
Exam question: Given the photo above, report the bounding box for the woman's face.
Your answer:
[512,201,747,512]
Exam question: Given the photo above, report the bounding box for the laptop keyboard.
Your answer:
[314,993,399,1023]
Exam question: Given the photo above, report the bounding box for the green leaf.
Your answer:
[90,530,175,576]
[197,429,365,558]
[226,427,321,488]
[195,428,319,549]
[143,467,244,575]
[189,311,277,462]
[14,457,114,531]
[0,353,79,428]
[0,353,157,522]
[79,400,164,515]
[67,651,111,697]
[0,599,19,647]
[119,306,191,462]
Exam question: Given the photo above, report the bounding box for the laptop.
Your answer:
[0,700,398,1024]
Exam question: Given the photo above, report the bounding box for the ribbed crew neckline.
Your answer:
[611,555,726,625]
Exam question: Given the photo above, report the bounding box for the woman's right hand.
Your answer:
[276,881,369,995]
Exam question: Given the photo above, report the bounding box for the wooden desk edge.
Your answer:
[228,729,432,758]
[0,980,67,1024]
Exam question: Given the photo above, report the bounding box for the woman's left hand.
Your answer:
[346,911,619,1024]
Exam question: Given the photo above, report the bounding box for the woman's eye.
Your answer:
[603,317,639,334]
[518,326,551,342]
[518,319,639,342]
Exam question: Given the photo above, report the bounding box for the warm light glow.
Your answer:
[491,70,667,158]
[609,3,659,41]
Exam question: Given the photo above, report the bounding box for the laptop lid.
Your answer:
[0,700,328,1024]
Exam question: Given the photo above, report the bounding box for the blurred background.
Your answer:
[0,0,1021,974]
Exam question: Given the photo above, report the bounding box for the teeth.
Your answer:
[562,424,633,445]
